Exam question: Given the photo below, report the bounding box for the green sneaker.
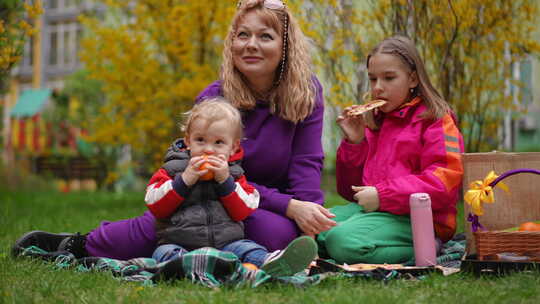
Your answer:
[261,236,317,277]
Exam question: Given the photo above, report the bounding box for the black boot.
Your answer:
[57,232,88,258]
[12,230,88,259]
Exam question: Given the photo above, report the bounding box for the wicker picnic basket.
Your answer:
[469,169,540,260]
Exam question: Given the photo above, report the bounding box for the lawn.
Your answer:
[1,189,540,303]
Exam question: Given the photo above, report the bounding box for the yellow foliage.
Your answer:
[23,1,43,18]
[0,1,42,74]
[296,0,540,152]
[292,0,372,118]
[36,0,538,174]
[80,0,235,170]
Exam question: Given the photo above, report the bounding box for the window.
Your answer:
[49,31,58,65]
[520,57,533,106]
[22,37,33,68]
[48,0,58,9]
[48,0,79,10]
[64,0,77,9]
[48,22,80,68]
[64,30,71,65]
[76,28,83,59]
[517,56,535,132]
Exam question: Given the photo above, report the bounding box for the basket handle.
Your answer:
[489,168,540,187]
[469,168,540,232]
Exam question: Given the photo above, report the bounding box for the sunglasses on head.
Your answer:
[237,0,285,10]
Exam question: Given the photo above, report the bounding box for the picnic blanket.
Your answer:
[15,233,466,288]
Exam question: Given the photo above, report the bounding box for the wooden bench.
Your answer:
[33,156,107,187]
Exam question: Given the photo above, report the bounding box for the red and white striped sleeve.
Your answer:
[216,175,259,221]
[144,168,188,219]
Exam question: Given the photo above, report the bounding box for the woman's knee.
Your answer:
[86,211,157,259]
[243,209,300,251]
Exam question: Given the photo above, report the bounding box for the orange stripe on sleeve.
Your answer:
[434,213,456,242]
[433,115,463,192]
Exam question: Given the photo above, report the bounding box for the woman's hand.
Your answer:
[336,106,366,144]
[352,186,380,212]
[286,199,337,235]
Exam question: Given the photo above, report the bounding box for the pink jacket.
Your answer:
[336,97,464,242]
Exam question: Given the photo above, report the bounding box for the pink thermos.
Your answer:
[409,193,437,267]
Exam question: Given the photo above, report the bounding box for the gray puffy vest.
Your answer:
[155,139,245,250]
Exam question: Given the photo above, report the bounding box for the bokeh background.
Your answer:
[1,0,540,195]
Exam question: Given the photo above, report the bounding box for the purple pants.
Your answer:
[86,209,301,260]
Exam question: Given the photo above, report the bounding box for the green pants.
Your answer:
[317,203,414,264]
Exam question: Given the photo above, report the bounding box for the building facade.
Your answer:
[12,0,92,92]
[3,0,94,160]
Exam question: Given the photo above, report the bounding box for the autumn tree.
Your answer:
[79,0,235,171]
[1,0,41,167]
[0,0,41,94]
[80,0,540,178]
[296,0,540,153]
[372,0,540,152]
[290,0,372,160]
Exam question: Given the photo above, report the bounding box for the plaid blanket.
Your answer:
[16,234,466,288]
[19,246,328,287]
[404,232,467,268]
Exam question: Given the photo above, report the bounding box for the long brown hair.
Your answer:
[365,35,450,129]
[222,0,315,123]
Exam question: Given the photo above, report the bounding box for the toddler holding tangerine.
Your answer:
[145,98,317,276]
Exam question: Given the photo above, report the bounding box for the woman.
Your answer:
[13,0,336,260]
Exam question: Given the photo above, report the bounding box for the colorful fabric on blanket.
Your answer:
[434,233,466,268]
[169,247,271,288]
[17,246,324,287]
[403,233,466,267]
[15,235,466,287]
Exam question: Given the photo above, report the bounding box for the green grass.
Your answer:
[2,190,540,304]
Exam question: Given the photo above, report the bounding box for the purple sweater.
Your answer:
[196,79,325,215]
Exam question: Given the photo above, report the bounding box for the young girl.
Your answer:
[317,35,464,265]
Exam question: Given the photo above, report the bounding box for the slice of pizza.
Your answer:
[344,263,405,271]
[347,99,387,116]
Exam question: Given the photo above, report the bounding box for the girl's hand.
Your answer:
[336,106,366,144]
[204,154,230,184]
[352,186,380,212]
[286,199,337,235]
[181,156,207,186]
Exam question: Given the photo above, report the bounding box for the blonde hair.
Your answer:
[182,97,243,140]
[222,0,315,123]
[365,35,451,129]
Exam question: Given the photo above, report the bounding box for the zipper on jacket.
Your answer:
[201,182,214,247]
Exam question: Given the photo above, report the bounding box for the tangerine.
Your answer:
[518,221,540,231]
[199,155,214,181]
[242,263,259,271]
